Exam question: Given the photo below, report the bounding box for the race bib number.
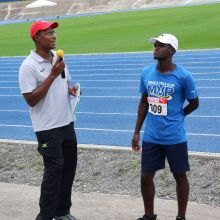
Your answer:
[148,97,168,116]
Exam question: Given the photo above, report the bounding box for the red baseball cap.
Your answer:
[30,20,58,39]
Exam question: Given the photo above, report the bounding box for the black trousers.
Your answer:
[35,122,77,220]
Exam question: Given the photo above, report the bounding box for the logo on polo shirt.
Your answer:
[40,68,45,72]
[41,143,48,148]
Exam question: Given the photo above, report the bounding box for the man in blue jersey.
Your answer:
[132,33,199,220]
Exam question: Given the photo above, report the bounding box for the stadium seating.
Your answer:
[0,0,22,2]
[0,0,216,21]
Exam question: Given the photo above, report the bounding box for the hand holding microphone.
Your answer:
[56,50,65,78]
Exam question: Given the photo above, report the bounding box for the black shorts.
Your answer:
[141,141,190,174]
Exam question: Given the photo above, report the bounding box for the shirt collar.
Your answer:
[30,50,56,63]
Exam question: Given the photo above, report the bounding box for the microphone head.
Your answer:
[56,49,64,58]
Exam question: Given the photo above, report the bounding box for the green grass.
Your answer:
[0,3,220,56]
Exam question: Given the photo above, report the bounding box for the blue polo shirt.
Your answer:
[140,63,198,145]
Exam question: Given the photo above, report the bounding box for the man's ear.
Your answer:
[34,34,40,42]
[169,47,176,56]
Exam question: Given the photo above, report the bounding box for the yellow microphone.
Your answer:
[56,50,65,78]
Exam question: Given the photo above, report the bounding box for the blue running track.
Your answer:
[0,50,220,153]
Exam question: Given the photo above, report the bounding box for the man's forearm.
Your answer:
[134,101,148,134]
[184,97,199,116]
[23,74,56,107]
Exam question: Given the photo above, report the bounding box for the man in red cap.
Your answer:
[19,20,78,220]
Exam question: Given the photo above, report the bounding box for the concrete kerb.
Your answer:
[1,139,220,160]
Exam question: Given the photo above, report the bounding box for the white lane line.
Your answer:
[0,110,220,118]
[0,80,18,82]
[0,86,220,90]
[0,110,135,115]
[80,96,220,99]
[0,87,19,88]
[1,66,220,70]
[5,54,220,60]
[192,73,220,75]
[79,79,219,81]
[77,112,220,118]
[0,95,22,97]
[0,95,220,99]
[69,67,220,70]
[0,110,28,112]
[0,80,140,82]
[3,60,220,67]
[79,86,220,89]
[0,124,32,128]
[70,60,220,64]
[2,60,220,66]
[188,115,220,118]
[1,59,220,65]
[0,95,141,98]
[66,61,220,65]
[0,124,220,137]
[2,73,138,77]
[0,69,141,72]
[198,87,220,88]
[187,133,220,137]
[0,71,18,73]
[2,79,220,82]
[196,79,220,81]
[1,70,220,76]
[1,72,220,77]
